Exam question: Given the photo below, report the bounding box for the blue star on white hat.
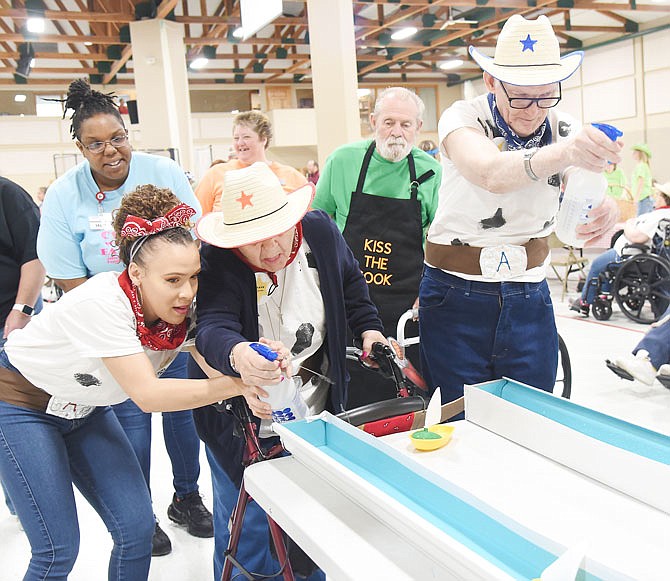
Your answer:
[520,34,537,52]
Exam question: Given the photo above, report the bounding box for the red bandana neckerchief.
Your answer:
[118,269,187,351]
[233,222,303,285]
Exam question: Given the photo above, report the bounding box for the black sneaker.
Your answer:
[167,492,214,538]
[568,297,589,317]
[152,523,172,557]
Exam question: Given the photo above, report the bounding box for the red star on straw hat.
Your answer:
[236,190,253,209]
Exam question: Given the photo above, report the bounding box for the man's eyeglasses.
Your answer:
[79,133,129,154]
[499,82,561,110]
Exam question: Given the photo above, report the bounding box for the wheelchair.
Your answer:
[589,220,670,324]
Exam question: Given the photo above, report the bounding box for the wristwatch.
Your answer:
[523,147,541,182]
[12,303,34,316]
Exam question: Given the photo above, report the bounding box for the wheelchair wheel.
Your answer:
[554,334,571,399]
[612,254,670,324]
[592,298,613,321]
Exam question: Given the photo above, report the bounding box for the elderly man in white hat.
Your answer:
[419,14,623,409]
[190,162,385,581]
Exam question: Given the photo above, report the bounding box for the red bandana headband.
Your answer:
[121,203,196,263]
[120,203,196,238]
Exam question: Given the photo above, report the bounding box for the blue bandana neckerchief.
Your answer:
[487,93,552,151]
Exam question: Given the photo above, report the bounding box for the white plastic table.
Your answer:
[244,420,669,580]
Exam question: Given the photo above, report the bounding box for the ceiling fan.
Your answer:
[440,7,479,30]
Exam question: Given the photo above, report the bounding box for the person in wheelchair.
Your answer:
[570,183,670,317]
[191,162,386,581]
[607,306,670,388]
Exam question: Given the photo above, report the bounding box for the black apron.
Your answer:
[343,142,435,408]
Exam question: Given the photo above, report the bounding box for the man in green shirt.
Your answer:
[314,87,441,407]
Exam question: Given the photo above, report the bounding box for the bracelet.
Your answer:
[229,349,238,373]
[523,147,541,182]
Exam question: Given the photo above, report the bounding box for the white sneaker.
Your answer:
[614,350,657,386]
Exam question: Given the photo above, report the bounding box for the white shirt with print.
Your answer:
[5,272,187,406]
[427,93,579,282]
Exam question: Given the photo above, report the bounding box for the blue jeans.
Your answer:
[112,352,201,498]
[206,447,325,581]
[0,402,154,580]
[1,295,43,516]
[581,248,619,304]
[637,196,654,216]
[419,267,558,408]
[636,304,670,369]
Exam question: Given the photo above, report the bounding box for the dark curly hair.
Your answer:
[113,184,195,266]
[63,78,125,140]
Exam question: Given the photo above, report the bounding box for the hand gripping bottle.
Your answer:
[250,342,308,423]
[555,123,623,248]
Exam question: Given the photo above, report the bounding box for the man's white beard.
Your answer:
[376,136,412,162]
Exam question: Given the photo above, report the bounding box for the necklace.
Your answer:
[263,268,287,341]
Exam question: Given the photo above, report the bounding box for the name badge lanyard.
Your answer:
[95,191,106,215]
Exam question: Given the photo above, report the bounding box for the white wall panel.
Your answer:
[561,87,583,124]
[0,119,62,145]
[581,40,634,85]
[644,68,670,115]
[583,77,636,120]
[643,30,670,71]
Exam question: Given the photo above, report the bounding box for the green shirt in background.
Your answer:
[605,166,627,199]
[631,161,653,201]
[313,139,441,238]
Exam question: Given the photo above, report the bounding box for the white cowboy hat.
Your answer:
[196,162,313,248]
[469,15,583,86]
[655,181,670,197]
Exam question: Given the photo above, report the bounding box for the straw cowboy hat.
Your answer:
[632,143,652,158]
[655,181,670,197]
[469,15,583,86]
[196,162,313,248]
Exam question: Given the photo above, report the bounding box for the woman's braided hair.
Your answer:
[113,185,195,266]
[63,78,124,140]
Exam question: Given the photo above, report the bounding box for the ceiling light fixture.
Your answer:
[439,59,464,71]
[391,27,417,41]
[26,17,45,34]
[189,57,209,70]
[232,27,245,39]
[14,94,27,102]
[15,43,35,79]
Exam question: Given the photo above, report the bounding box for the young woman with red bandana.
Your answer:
[0,185,267,581]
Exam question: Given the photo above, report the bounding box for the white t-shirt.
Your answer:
[256,241,327,435]
[427,94,578,282]
[614,208,670,255]
[5,272,188,406]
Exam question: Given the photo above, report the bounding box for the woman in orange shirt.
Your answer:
[195,111,307,214]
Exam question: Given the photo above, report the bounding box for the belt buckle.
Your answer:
[480,244,527,280]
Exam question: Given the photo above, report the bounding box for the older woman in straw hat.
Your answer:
[420,15,623,410]
[191,162,385,580]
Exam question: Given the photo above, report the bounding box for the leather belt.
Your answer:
[425,237,550,276]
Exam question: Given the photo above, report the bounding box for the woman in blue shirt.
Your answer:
[36,79,209,555]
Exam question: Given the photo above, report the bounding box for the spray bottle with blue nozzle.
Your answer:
[555,123,623,248]
[249,342,308,423]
